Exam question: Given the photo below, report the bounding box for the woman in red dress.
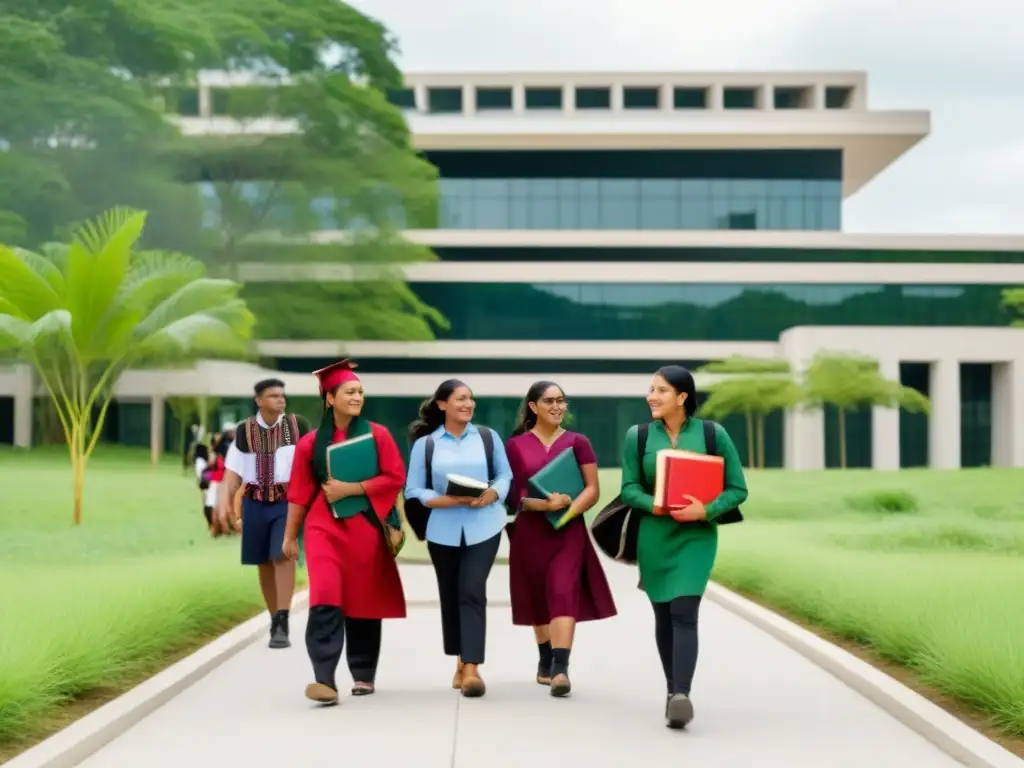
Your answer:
[505,380,617,697]
[282,359,407,705]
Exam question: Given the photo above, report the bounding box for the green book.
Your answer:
[326,432,378,519]
[528,446,585,529]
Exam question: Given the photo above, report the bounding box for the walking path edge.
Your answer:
[705,582,1024,768]
[4,590,312,768]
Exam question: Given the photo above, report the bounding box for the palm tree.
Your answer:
[0,207,255,524]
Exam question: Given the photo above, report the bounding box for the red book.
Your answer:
[653,449,724,514]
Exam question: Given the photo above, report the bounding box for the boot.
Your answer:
[269,609,290,649]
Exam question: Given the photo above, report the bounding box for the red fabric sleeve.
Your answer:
[505,437,528,511]
[572,432,598,466]
[361,422,406,521]
[286,431,320,508]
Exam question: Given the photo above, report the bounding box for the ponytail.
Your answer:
[407,378,467,444]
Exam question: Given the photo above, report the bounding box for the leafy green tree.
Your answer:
[1,0,447,340]
[696,357,801,468]
[1003,288,1024,326]
[802,352,930,469]
[0,208,254,524]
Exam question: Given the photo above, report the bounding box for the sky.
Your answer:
[349,0,1023,235]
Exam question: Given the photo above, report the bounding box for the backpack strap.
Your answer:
[424,435,435,491]
[479,427,496,482]
[637,422,651,492]
[702,419,718,456]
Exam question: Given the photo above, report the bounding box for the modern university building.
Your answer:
[2,70,1022,470]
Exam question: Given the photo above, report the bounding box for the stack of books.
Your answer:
[652,448,724,513]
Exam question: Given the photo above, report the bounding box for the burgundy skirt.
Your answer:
[508,511,618,626]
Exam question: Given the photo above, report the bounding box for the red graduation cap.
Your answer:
[312,359,360,396]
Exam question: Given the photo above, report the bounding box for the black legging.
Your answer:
[651,596,701,695]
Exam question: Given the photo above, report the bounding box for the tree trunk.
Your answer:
[69,425,86,525]
[744,411,755,467]
[838,408,848,469]
[756,414,766,469]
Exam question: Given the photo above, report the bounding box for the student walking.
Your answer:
[403,379,513,698]
[618,365,748,729]
[212,378,312,649]
[505,381,616,697]
[281,360,407,705]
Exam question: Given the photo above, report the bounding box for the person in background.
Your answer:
[619,365,748,729]
[404,379,512,698]
[282,360,407,705]
[505,381,617,697]
[213,379,312,649]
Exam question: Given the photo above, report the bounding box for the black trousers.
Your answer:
[652,596,702,696]
[427,532,501,665]
[305,606,383,690]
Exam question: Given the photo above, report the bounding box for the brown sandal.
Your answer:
[452,659,465,689]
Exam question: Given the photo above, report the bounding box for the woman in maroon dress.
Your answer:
[505,380,617,697]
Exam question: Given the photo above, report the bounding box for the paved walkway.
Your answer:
[79,564,962,768]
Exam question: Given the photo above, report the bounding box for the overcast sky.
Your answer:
[350,0,1022,235]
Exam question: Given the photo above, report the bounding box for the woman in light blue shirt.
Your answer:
[404,378,512,698]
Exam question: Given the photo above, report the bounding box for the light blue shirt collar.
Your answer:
[432,422,479,441]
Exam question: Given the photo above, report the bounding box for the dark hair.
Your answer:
[655,365,697,418]
[408,378,468,443]
[254,378,285,396]
[511,380,563,437]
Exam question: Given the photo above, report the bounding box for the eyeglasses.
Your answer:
[538,397,569,407]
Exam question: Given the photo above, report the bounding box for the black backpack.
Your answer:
[590,419,744,565]
[403,427,497,542]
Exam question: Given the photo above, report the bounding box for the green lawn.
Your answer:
[2,447,1022,749]
[0,445,296,751]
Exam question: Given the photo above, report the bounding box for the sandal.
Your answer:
[536,660,552,686]
[351,681,375,696]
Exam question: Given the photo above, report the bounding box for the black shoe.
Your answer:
[550,671,571,698]
[269,610,291,649]
[665,693,694,729]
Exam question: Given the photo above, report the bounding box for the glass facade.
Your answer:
[899,363,930,468]
[364,283,1009,343]
[960,363,992,468]
[437,178,841,230]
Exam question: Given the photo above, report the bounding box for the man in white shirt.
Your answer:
[214,378,311,648]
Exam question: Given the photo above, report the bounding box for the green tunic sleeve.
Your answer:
[619,425,654,514]
[705,422,749,522]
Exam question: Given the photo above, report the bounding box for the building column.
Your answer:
[928,359,961,469]
[783,407,825,471]
[150,395,165,466]
[991,360,1024,468]
[872,357,901,470]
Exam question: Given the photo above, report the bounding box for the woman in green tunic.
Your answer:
[619,365,748,729]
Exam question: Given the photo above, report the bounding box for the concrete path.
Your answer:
[78,563,962,768]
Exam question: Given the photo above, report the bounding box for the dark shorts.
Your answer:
[241,497,288,565]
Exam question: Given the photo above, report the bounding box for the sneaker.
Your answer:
[665,693,694,729]
[269,610,290,649]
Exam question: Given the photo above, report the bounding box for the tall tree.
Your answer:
[696,357,801,468]
[0,208,254,524]
[1003,288,1024,326]
[1,0,446,339]
[802,352,930,469]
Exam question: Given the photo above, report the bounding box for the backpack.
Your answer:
[404,427,497,542]
[590,419,743,564]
